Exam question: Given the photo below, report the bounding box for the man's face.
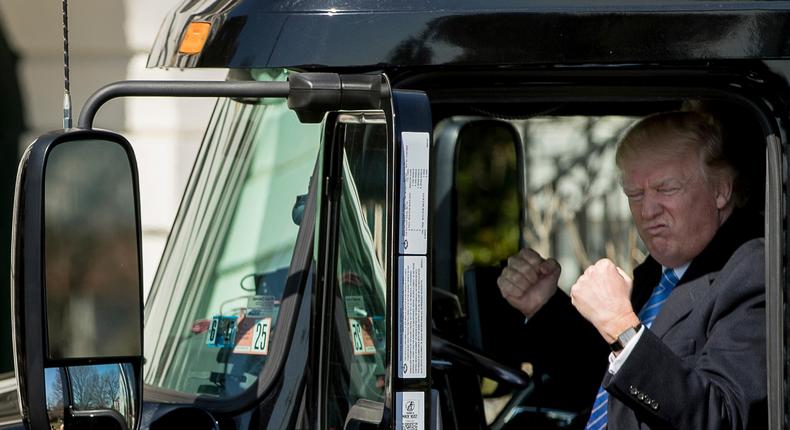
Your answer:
[621,144,730,268]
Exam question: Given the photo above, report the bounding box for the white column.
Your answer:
[0,0,226,298]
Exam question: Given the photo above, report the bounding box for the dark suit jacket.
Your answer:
[519,209,766,429]
[603,238,766,429]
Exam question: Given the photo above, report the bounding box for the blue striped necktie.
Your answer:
[584,268,681,430]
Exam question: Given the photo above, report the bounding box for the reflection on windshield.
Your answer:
[143,95,321,398]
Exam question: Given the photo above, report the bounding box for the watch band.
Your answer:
[609,323,643,352]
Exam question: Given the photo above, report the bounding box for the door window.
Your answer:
[520,116,639,287]
[451,115,641,422]
[325,114,389,428]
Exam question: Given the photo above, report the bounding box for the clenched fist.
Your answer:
[497,248,561,318]
[570,259,640,344]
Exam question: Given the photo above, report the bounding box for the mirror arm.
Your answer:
[77,74,391,129]
[77,80,289,129]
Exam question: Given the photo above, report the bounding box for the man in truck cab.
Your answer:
[497,108,766,429]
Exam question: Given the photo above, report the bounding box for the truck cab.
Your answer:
[7,1,790,429]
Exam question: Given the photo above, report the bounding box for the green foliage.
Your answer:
[455,122,521,272]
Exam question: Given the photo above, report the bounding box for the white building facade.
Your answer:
[0,0,225,297]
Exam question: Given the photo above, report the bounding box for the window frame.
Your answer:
[424,81,784,428]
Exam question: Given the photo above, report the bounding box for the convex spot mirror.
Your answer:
[12,130,143,430]
[45,364,137,430]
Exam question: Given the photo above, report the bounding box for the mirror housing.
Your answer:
[11,129,144,430]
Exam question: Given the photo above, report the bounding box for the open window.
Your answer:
[430,90,779,429]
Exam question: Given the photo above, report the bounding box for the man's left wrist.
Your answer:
[609,323,643,352]
[602,312,640,344]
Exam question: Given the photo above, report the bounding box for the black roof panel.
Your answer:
[148,0,790,69]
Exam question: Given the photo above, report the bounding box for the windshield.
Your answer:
[143,90,321,399]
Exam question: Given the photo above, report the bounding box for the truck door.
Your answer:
[10,73,435,430]
[314,90,433,430]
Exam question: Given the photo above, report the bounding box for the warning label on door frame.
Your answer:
[398,256,427,379]
[395,391,425,430]
[399,131,429,255]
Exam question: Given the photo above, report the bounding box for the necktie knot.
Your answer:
[660,268,680,288]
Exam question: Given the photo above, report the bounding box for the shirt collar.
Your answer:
[662,262,690,280]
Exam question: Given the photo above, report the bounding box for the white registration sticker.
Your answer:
[233,316,272,355]
[246,295,275,317]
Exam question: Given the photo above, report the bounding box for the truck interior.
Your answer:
[423,81,769,429]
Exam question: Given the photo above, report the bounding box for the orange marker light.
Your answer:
[179,22,211,55]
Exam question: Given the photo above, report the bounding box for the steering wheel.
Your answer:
[431,332,531,387]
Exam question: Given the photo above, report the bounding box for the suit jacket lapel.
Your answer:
[648,273,714,338]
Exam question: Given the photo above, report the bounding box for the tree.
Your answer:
[69,365,120,410]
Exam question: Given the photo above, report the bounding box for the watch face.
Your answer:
[619,328,636,344]
[618,324,642,346]
[611,324,642,352]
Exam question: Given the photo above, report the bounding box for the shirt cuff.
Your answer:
[607,325,645,374]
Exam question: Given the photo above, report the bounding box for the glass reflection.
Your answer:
[44,139,141,360]
[45,363,135,430]
[45,368,64,430]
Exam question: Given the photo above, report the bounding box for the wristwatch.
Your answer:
[609,323,643,352]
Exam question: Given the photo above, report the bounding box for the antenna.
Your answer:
[62,0,72,129]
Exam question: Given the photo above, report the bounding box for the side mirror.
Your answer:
[12,130,144,430]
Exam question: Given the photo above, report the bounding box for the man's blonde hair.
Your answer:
[615,109,745,207]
